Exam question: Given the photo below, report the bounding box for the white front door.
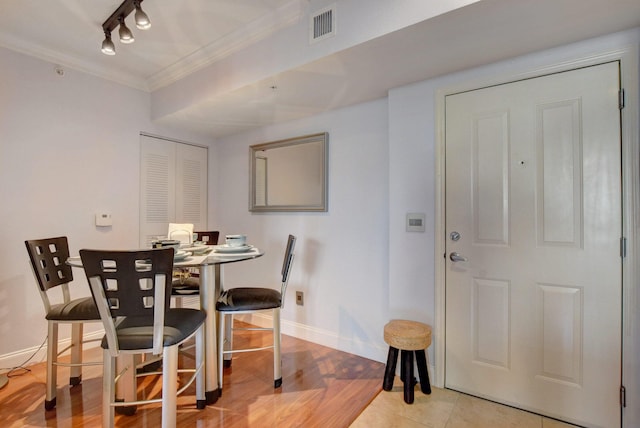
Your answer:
[444,62,622,428]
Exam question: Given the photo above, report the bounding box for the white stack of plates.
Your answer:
[174,250,190,261]
[214,244,253,254]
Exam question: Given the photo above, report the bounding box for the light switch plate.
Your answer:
[406,213,425,232]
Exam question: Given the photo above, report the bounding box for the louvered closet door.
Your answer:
[175,143,208,228]
[139,135,208,247]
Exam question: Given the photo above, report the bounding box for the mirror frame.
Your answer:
[249,132,328,212]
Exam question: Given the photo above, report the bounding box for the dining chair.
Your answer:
[25,236,102,411]
[216,234,296,390]
[194,230,220,246]
[167,222,194,245]
[172,230,220,300]
[80,248,205,428]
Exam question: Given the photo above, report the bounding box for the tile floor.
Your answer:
[350,382,579,428]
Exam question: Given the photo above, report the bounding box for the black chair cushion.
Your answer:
[101,308,206,350]
[216,288,281,312]
[46,296,100,321]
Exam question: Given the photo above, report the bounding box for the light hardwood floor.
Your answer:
[1,326,581,428]
[0,323,383,427]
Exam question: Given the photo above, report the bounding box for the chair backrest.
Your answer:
[280,235,296,307]
[194,231,220,245]
[80,248,174,355]
[167,223,194,244]
[25,236,74,292]
[281,235,296,283]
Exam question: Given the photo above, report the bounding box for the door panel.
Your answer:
[139,135,208,247]
[445,62,621,428]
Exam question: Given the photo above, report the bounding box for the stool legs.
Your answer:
[415,350,431,394]
[401,350,415,404]
[383,346,399,391]
[382,346,432,404]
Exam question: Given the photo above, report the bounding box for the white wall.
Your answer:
[0,46,211,365]
[212,99,390,360]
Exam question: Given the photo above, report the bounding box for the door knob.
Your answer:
[449,252,467,262]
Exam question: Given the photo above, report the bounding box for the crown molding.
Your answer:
[0,31,150,91]
[0,0,304,93]
[146,0,304,91]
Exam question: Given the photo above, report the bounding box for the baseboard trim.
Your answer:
[0,329,104,371]
[2,317,437,381]
[235,313,388,364]
[236,313,436,379]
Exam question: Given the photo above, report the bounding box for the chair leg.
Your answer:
[69,323,83,386]
[162,345,179,428]
[195,324,206,409]
[273,308,282,388]
[415,350,431,395]
[223,313,233,367]
[217,311,225,391]
[103,350,116,428]
[383,346,398,391]
[401,350,415,404]
[115,354,137,416]
[45,322,58,410]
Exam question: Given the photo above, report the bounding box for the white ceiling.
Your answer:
[1,0,639,138]
[0,0,296,90]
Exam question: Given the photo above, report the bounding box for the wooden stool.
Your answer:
[382,320,432,404]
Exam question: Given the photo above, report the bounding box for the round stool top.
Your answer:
[384,319,432,350]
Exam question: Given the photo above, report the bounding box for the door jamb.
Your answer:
[434,45,638,426]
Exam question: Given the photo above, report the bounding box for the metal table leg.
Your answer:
[199,264,219,404]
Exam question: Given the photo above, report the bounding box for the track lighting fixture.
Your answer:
[100,0,150,55]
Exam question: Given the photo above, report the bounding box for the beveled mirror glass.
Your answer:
[250,133,328,212]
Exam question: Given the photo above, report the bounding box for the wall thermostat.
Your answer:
[406,213,425,232]
[95,213,112,227]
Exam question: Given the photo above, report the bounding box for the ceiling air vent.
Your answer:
[310,5,335,43]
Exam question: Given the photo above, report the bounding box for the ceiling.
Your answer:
[1,0,639,138]
[0,0,296,90]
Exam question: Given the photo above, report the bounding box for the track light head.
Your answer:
[101,31,116,55]
[101,0,150,53]
[118,16,135,44]
[134,1,151,30]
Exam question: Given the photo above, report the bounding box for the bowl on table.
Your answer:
[225,235,247,247]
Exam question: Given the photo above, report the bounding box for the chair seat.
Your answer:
[172,277,201,293]
[46,296,100,321]
[384,320,432,351]
[101,309,206,350]
[217,288,281,311]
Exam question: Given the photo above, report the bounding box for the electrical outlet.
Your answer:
[296,291,304,306]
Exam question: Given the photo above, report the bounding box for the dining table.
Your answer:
[67,244,264,405]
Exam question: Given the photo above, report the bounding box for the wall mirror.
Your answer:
[250,133,328,212]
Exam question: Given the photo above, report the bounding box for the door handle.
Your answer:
[449,252,467,262]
